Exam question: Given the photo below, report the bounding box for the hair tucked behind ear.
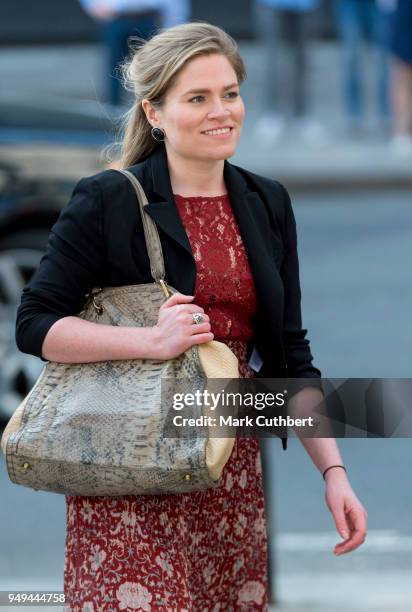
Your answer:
[104,22,246,168]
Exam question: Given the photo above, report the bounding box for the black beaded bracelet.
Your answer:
[322,464,347,480]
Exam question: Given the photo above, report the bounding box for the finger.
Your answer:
[185,313,210,325]
[348,504,367,535]
[160,293,194,309]
[345,507,367,550]
[334,513,355,553]
[176,304,205,315]
[330,504,350,541]
[335,507,367,555]
[189,332,214,345]
[335,529,365,555]
[188,322,212,335]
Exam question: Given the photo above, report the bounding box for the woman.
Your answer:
[15,22,367,611]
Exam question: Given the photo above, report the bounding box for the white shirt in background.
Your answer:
[79,0,190,27]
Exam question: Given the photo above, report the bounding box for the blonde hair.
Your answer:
[107,22,246,168]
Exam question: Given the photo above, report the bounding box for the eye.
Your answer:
[188,91,239,103]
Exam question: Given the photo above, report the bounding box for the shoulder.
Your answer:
[229,162,293,225]
[230,162,290,199]
[68,163,148,220]
[72,167,136,200]
[51,168,136,240]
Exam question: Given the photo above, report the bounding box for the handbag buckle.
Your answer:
[91,287,104,315]
[158,279,170,299]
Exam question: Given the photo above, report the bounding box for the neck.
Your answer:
[165,146,227,197]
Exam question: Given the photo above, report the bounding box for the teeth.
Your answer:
[203,128,231,135]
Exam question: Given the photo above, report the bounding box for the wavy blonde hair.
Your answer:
[107,22,246,168]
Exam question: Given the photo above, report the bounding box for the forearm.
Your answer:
[41,316,157,363]
[297,437,347,481]
[287,387,348,481]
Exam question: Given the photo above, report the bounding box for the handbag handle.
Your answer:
[116,169,171,298]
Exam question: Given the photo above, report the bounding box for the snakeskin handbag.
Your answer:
[1,170,239,496]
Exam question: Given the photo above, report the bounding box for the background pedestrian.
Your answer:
[333,0,391,133]
[253,0,324,143]
[79,0,190,106]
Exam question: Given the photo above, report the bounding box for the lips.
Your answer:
[201,127,234,136]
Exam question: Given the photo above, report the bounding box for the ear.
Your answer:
[141,99,162,128]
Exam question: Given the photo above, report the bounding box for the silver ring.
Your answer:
[192,313,205,325]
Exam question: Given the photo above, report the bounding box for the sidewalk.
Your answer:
[0,41,411,187]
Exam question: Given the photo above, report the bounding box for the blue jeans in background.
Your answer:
[334,0,391,124]
[254,2,310,118]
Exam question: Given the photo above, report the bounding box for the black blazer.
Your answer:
[15,144,321,450]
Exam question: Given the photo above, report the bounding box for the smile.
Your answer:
[201,127,233,137]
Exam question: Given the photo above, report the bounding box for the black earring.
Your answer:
[151,127,166,142]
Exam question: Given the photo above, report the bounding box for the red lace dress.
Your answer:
[63,193,269,611]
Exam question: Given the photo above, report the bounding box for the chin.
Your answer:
[200,144,237,162]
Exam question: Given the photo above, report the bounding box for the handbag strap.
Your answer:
[116,169,170,298]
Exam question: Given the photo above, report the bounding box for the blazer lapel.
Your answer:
[143,201,193,256]
[224,161,274,271]
[224,161,284,344]
[141,145,194,257]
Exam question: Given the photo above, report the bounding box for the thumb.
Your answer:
[332,507,350,540]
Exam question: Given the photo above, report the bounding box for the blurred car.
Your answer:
[0,161,72,426]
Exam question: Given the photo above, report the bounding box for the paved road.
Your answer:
[1,187,411,610]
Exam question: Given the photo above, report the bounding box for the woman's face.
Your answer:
[144,53,245,162]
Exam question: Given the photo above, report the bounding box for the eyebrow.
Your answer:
[181,83,239,96]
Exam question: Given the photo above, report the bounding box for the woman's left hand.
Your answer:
[324,469,368,556]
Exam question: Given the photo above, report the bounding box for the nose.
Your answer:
[207,98,231,120]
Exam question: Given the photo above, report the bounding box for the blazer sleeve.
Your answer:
[15,176,105,360]
[279,183,322,382]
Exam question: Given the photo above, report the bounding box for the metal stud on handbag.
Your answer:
[1,170,239,496]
